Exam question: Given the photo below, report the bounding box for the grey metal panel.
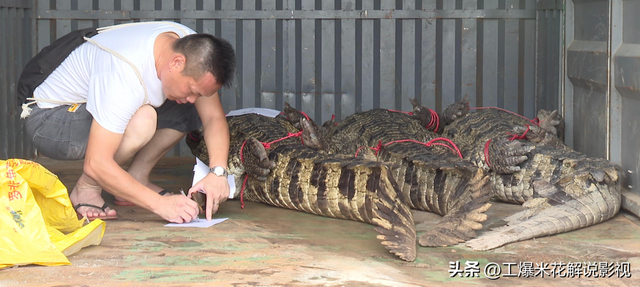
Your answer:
[76,0,94,30]
[419,0,437,111]
[440,0,456,110]
[359,0,375,112]
[379,0,395,109]
[221,0,239,111]
[460,0,477,106]
[259,0,277,111]
[97,0,116,28]
[536,2,562,114]
[56,0,71,39]
[503,0,520,113]
[614,0,640,198]
[482,0,499,108]
[1,7,8,159]
[242,1,257,109]
[340,0,356,120]
[0,2,35,159]
[300,0,316,119]
[282,0,297,109]
[523,0,536,119]
[18,0,540,159]
[36,8,538,20]
[400,0,416,112]
[565,0,610,159]
[319,0,336,123]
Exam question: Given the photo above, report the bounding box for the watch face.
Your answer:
[212,166,227,176]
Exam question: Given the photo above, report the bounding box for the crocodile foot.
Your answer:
[488,138,534,174]
[442,95,470,125]
[536,109,564,139]
[242,137,276,181]
[371,165,417,262]
[419,169,492,247]
[300,118,329,150]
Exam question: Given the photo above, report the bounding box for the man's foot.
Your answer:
[70,175,118,220]
[74,203,118,221]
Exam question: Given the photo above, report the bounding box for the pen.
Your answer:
[180,188,201,222]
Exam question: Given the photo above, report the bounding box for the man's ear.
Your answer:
[170,54,186,72]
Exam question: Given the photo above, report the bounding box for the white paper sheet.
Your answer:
[165,217,228,228]
[225,107,280,118]
[192,157,235,199]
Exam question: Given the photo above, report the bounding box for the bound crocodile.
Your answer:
[281,102,493,247]
[440,97,622,250]
[186,112,417,261]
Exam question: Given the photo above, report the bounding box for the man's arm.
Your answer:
[189,91,231,220]
[84,119,199,223]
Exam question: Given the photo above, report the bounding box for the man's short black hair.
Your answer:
[173,34,236,88]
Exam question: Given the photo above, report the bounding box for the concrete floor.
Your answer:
[1,156,639,286]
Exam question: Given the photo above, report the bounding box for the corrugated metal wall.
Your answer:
[0,0,36,160]
[535,0,563,113]
[565,0,639,212]
[26,0,538,157]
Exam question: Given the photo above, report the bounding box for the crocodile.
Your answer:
[440,97,622,250]
[281,102,493,248]
[186,113,417,261]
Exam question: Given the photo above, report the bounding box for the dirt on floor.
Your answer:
[1,157,639,287]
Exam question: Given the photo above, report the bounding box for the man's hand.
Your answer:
[188,173,230,221]
[155,194,200,223]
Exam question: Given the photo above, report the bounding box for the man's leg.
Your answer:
[112,101,199,203]
[71,105,158,218]
[124,128,186,193]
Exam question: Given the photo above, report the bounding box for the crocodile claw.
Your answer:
[489,138,533,174]
[442,95,470,125]
[300,118,329,150]
[242,137,276,181]
[282,102,306,130]
[513,125,564,148]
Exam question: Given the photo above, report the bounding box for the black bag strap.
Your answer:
[16,27,98,106]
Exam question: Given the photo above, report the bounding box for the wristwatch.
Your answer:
[210,166,228,177]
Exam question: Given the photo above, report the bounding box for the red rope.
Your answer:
[469,106,540,127]
[262,131,303,149]
[188,132,201,142]
[239,140,247,163]
[238,131,304,209]
[506,124,530,141]
[388,109,439,132]
[354,146,367,157]
[240,174,247,209]
[357,138,463,158]
[387,109,413,115]
[484,140,492,169]
[425,109,440,132]
[300,111,311,121]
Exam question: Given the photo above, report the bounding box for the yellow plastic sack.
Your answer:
[0,159,106,269]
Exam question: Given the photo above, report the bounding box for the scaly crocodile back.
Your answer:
[322,109,492,247]
[189,113,417,261]
[443,108,622,250]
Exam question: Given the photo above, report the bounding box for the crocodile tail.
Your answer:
[419,168,492,247]
[245,147,417,261]
[466,166,622,251]
[370,164,418,261]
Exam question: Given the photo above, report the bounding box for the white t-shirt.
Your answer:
[33,22,196,134]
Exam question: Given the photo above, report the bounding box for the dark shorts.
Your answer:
[25,101,201,160]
